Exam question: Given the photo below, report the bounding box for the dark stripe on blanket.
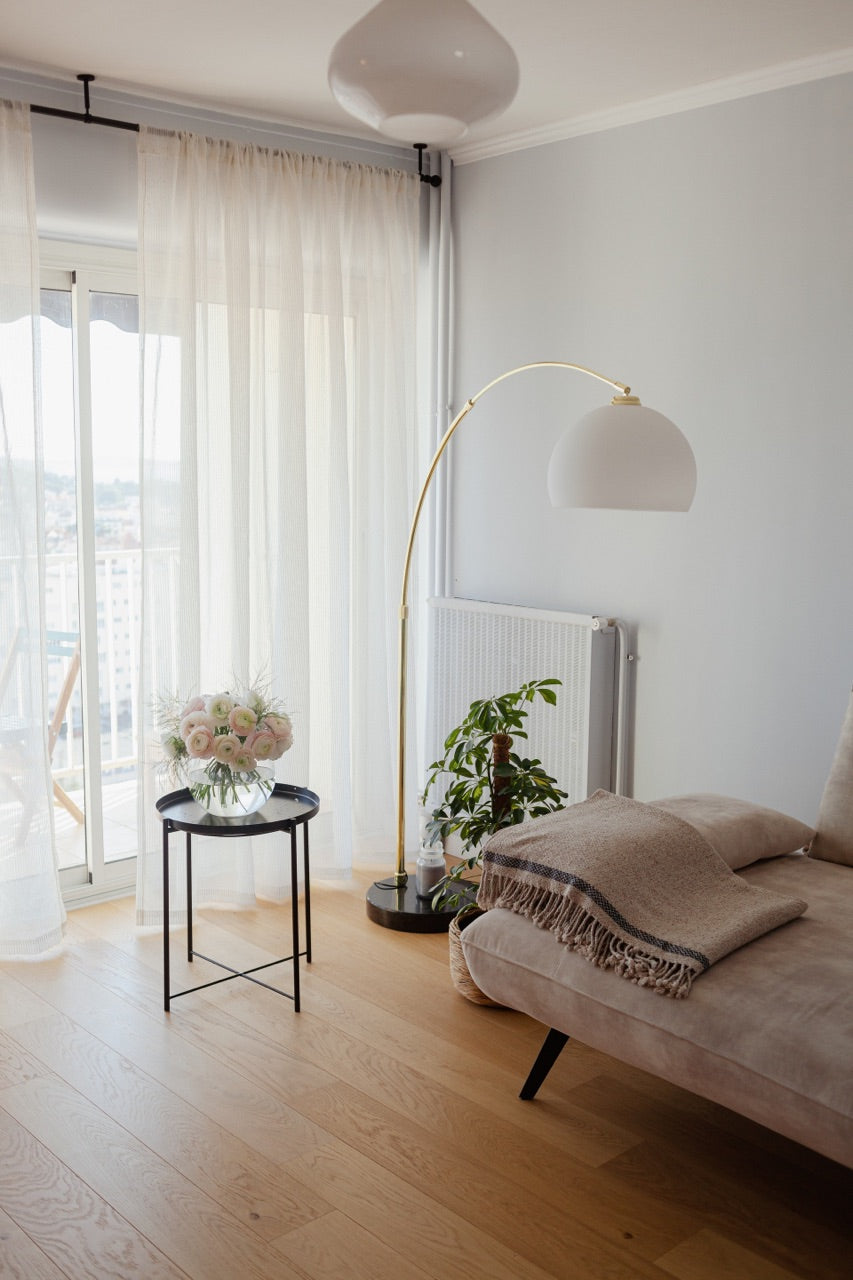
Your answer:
[482,847,711,970]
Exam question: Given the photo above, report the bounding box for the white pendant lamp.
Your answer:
[328,0,520,147]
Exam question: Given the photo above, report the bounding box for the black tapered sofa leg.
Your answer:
[519,1027,570,1100]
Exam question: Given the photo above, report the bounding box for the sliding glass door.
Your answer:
[40,248,141,900]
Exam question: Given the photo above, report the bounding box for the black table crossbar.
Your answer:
[170,948,310,1003]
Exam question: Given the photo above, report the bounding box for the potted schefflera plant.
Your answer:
[422,678,568,1003]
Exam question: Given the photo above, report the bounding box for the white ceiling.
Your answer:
[3,1,853,161]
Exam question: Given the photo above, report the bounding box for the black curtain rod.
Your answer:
[28,72,441,182]
[30,103,139,132]
[29,73,139,133]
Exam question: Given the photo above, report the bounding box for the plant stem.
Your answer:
[491,732,512,824]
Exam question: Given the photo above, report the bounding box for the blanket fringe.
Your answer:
[480,875,696,999]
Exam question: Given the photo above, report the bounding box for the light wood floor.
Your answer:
[1,869,851,1280]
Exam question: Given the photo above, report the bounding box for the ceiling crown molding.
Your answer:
[449,46,853,164]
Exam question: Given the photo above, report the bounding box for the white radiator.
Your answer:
[425,597,625,809]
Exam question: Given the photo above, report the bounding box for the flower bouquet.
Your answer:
[158,682,293,817]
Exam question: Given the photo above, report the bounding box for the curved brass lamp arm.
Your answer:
[393,360,630,884]
[399,362,628,611]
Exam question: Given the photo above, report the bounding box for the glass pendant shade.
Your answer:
[328,0,519,146]
[548,400,697,511]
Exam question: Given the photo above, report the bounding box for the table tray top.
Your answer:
[156,782,319,835]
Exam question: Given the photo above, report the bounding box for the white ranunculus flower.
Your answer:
[265,713,293,740]
[232,747,256,772]
[186,726,215,759]
[213,732,241,764]
[268,728,293,759]
[229,705,257,736]
[207,692,235,724]
[251,729,277,760]
[180,711,214,740]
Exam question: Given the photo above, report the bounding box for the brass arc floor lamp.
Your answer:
[365,361,697,931]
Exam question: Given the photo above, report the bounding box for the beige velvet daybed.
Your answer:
[461,695,853,1169]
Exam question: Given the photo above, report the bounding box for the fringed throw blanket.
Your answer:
[477,790,807,998]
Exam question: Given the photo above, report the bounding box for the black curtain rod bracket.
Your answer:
[414,143,441,187]
[30,73,140,133]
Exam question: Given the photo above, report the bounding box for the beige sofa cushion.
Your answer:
[810,689,853,867]
[650,793,814,870]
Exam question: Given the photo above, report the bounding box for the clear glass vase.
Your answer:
[186,761,275,818]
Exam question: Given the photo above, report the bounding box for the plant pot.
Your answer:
[448,909,505,1007]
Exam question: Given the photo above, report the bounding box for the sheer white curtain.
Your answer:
[0,101,66,956]
[136,128,424,923]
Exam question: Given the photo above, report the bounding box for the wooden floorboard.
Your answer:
[1,868,851,1280]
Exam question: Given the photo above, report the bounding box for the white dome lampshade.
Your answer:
[328,0,519,147]
[548,396,697,511]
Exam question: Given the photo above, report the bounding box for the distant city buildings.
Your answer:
[44,474,141,779]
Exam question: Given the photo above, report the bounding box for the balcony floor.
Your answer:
[54,776,138,871]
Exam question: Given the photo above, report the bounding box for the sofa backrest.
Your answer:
[810,688,853,867]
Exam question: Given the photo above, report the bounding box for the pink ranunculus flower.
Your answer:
[185,726,215,759]
[250,729,277,760]
[180,711,214,740]
[180,696,206,717]
[232,747,257,773]
[268,725,293,759]
[213,732,241,764]
[207,692,235,724]
[229,705,257,736]
[264,713,293,741]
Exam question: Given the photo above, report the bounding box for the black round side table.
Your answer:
[156,783,319,1013]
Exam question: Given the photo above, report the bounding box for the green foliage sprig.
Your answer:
[422,678,567,912]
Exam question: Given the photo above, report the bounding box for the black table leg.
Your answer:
[186,832,193,962]
[290,825,300,1012]
[163,820,171,1012]
[303,823,311,964]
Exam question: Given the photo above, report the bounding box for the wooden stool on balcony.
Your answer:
[46,631,84,824]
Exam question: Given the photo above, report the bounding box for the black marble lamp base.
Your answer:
[365,877,475,932]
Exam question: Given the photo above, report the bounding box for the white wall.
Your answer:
[448,74,853,822]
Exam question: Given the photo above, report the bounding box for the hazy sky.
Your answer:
[3,305,178,485]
